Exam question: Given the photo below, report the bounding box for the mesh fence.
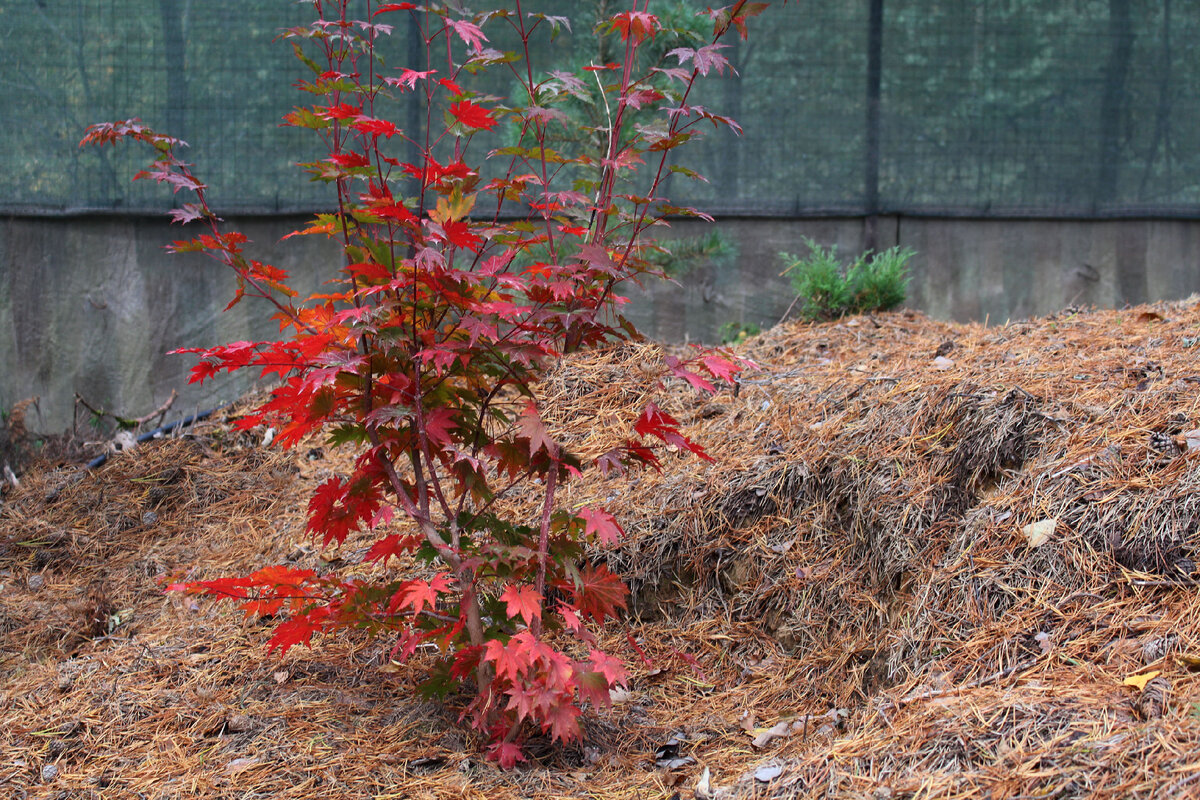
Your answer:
[1,0,1197,218]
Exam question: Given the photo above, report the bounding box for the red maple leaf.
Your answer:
[702,353,743,383]
[306,474,384,547]
[326,151,370,168]
[422,405,457,447]
[370,200,417,223]
[396,573,453,616]
[556,602,595,645]
[664,354,715,393]
[384,67,436,89]
[623,87,664,109]
[588,647,629,689]
[373,2,417,15]
[559,564,628,622]
[486,740,527,769]
[320,103,361,119]
[438,77,465,96]
[167,203,206,225]
[577,507,623,547]
[539,697,582,742]
[364,533,420,566]
[485,634,533,684]
[450,101,498,131]
[352,117,399,138]
[575,670,611,709]
[499,585,543,626]
[634,403,713,462]
[267,607,330,655]
[634,402,678,439]
[446,18,488,53]
[440,220,483,250]
[402,156,472,186]
[516,403,557,457]
[610,11,659,43]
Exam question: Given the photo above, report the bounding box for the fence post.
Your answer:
[864,0,884,253]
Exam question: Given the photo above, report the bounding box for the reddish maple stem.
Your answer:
[594,1,748,317]
[513,0,561,269]
[532,454,558,637]
[368,427,489,689]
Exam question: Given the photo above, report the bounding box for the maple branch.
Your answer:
[532,454,558,638]
[367,428,485,656]
[74,389,177,430]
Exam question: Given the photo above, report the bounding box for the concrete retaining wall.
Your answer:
[4,214,1199,430]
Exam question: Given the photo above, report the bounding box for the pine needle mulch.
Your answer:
[5,300,1200,798]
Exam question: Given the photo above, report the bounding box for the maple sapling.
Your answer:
[83,0,769,765]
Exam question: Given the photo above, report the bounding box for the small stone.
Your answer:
[141,511,159,526]
[27,574,45,591]
[41,763,59,782]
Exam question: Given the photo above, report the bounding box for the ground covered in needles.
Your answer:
[4,300,1200,799]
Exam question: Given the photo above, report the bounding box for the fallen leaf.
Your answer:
[796,559,833,581]
[695,766,714,800]
[754,764,783,782]
[1123,670,1161,690]
[654,731,691,768]
[769,538,795,555]
[749,709,843,749]
[1034,631,1053,655]
[1176,654,1200,670]
[1021,518,1056,548]
[608,687,633,704]
[751,721,792,749]
[225,757,262,776]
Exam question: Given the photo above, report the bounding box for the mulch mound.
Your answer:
[3,300,1200,798]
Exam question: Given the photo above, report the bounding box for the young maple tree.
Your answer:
[83,0,768,766]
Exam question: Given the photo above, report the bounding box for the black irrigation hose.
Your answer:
[85,404,230,470]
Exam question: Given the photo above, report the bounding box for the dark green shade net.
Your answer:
[2,0,1196,218]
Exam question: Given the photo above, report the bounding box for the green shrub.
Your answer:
[780,238,913,320]
[718,320,761,345]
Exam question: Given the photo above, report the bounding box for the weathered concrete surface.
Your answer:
[4,214,1200,430]
[0,216,337,433]
[899,218,1200,324]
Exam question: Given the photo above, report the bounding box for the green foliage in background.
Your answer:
[718,320,761,345]
[646,229,737,278]
[781,238,913,320]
